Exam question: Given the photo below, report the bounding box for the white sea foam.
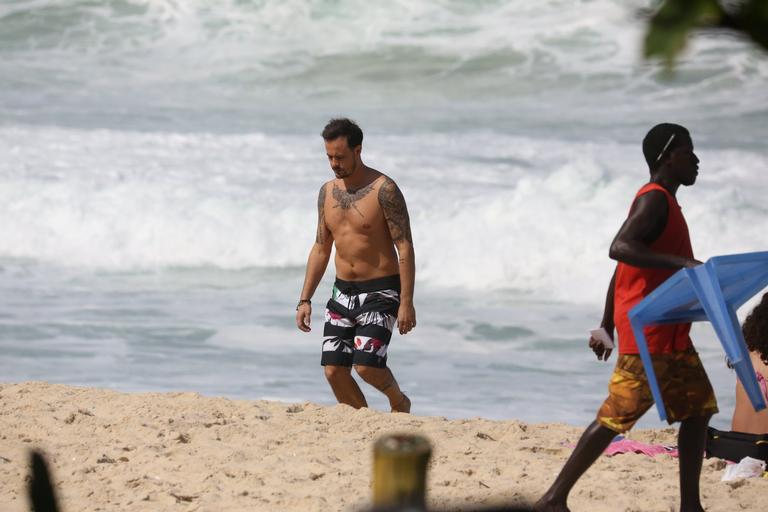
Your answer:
[1,126,765,303]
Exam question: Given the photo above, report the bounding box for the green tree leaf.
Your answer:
[644,0,725,66]
[741,0,768,50]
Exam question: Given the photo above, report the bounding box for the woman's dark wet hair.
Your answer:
[322,118,363,149]
[743,292,768,365]
[642,123,690,173]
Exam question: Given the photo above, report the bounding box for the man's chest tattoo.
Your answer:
[332,182,375,216]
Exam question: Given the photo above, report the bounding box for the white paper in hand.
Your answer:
[590,328,614,350]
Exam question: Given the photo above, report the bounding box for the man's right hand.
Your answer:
[588,328,614,361]
[296,304,312,332]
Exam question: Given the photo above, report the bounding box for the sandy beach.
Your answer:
[0,382,764,511]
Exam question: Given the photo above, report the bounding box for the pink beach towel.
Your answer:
[603,438,678,458]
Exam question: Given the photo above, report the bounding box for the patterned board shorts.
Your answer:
[321,275,400,369]
[597,349,719,433]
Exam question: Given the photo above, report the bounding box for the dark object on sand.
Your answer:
[28,451,60,512]
[705,426,768,463]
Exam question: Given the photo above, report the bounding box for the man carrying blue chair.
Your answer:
[536,123,718,512]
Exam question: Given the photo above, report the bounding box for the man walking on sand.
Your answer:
[295,118,415,413]
[535,123,718,512]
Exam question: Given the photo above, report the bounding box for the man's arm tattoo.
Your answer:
[378,178,413,244]
[316,184,327,244]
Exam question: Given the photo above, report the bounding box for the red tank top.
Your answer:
[613,183,694,355]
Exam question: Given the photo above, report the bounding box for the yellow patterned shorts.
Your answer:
[597,350,719,433]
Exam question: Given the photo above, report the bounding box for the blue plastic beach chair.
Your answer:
[628,251,768,422]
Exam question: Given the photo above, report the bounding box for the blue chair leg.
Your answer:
[690,264,766,412]
[631,316,668,422]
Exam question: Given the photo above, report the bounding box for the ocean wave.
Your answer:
[1,0,766,140]
[1,125,765,303]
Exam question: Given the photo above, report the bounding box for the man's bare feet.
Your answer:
[391,393,411,413]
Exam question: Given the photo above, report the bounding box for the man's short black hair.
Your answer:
[642,123,690,173]
[322,118,363,149]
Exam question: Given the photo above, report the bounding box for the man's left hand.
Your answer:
[397,304,416,335]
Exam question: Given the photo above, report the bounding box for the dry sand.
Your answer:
[0,382,765,511]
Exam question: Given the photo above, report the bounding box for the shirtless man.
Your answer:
[295,118,415,413]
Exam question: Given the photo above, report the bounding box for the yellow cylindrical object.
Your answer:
[372,433,432,510]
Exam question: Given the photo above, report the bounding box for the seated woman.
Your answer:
[731,292,768,434]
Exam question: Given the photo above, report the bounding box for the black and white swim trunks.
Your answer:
[322,275,400,368]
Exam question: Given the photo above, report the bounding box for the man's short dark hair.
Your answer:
[322,118,363,149]
[642,123,690,173]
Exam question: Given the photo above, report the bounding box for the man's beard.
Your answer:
[334,162,356,178]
